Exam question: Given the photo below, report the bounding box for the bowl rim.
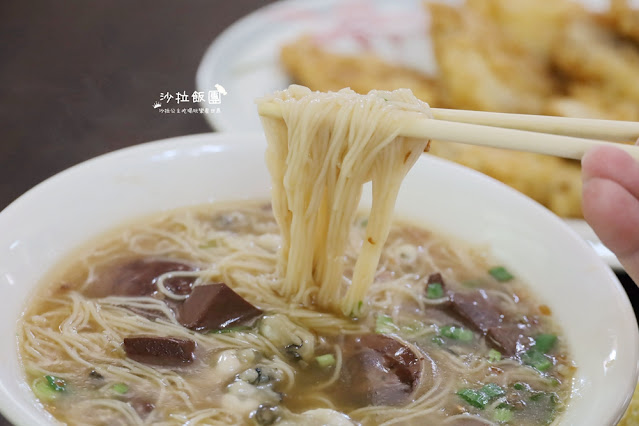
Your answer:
[1,131,637,425]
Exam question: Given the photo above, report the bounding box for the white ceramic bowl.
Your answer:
[0,132,637,425]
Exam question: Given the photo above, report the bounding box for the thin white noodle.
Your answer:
[259,85,432,315]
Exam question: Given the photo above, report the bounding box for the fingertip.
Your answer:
[581,146,603,172]
[581,145,639,199]
[582,146,612,181]
[582,177,639,257]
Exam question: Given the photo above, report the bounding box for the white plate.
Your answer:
[0,132,636,425]
[195,0,623,270]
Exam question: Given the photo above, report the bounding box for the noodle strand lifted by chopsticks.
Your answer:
[258,85,432,316]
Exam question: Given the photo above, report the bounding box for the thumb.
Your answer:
[582,145,639,281]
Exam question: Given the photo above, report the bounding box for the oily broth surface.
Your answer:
[18,201,574,425]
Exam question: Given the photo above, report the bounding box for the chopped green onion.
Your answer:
[548,377,560,387]
[457,383,505,410]
[209,326,252,334]
[32,378,61,402]
[315,354,336,368]
[440,325,474,342]
[358,300,363,311]
[522,349,553,371]
[481,383,506,399]
[488,349,502,363]
[457,388,490,409]
[111,383,129,394]
[375,315,399,334]
[45,375,67,392]
[426,283,444,299]
[513,382,527,391]
[489,266,514,282]
[494,407,513,423]
[32,375,67,402]
[529,392,545,402]
[32,380,57,402]
[199,239,218,249]
[533,334,557,353]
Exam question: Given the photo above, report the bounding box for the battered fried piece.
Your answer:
[546,83,639,122]
[428,143,583,217]
[465,0,585,59]
[552,17,639,103]
[426,1,582,217]
[427,3,555,114]
[278,1,639,219]
[608,0,639,43]
[280,36,440,105]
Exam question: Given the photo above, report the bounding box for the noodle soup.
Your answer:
[19,202,575,425]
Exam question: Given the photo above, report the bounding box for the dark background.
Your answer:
[0,1,636,425]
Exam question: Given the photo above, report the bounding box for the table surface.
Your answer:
[1,1,637,425]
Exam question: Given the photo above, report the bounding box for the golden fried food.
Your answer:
[608,0,639,43]
[465,0,585,59]
[427,2,555,114]
[280,36,441,105]
[278,0,639,219]
[552,17,639,103]
[546,83,639,122]
[428,143,583,217]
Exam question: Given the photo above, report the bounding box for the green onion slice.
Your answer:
[488,349,502,363]
[457,388,490,409]
[481,383,506,399]
[32,375,67,402]
[426,282,444,299]
[112,383,129,394]
[513,382,527,391]
[533,334,557,353]
[489,266,514,282]
[494,407,513,422]
[315,354,336,368]
[45,375,66,392]
[440,325,474,342]
[375,315,399,334]
[457,383,506,410]
[522,349,553,371]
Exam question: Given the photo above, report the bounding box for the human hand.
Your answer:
[582,143,639,282]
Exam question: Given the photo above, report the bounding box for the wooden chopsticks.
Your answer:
[430,108,639,142]
[257,102,639,161]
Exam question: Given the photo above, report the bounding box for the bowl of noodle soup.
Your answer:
[0,131,637,425]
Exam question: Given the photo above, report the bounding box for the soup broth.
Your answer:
[19,202,574,425]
